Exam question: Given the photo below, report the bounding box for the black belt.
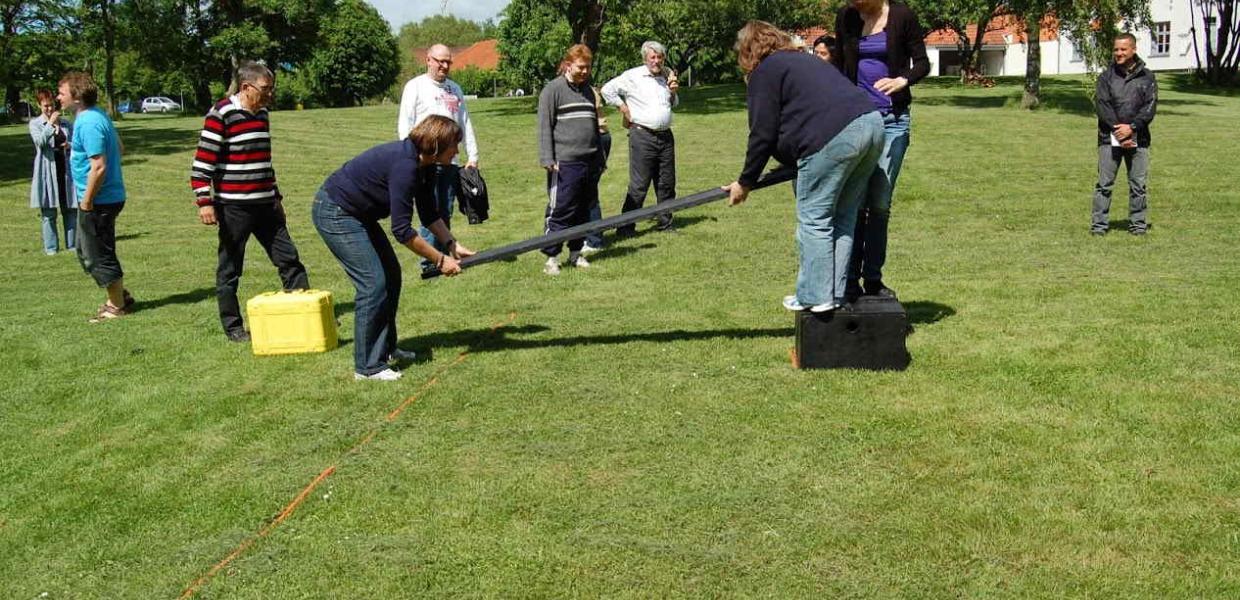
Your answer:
[632,123,672,134]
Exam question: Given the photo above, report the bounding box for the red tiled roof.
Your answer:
[925,15,1059,46]
[453,39,500,70]
[410,40,501,71]
[795,14,1058,49]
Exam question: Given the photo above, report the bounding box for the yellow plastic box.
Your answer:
[246,290,338,356]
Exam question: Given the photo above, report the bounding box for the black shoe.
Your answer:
[226,329,251,343]
[844,280,863,303]
[1129,228,1148,236]
[654,214,674,231]
[863,280,897,299]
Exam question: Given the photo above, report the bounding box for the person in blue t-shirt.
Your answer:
[58,71,133,322]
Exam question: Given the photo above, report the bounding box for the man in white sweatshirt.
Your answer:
[396,43,479,270]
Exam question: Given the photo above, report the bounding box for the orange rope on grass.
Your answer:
[179,312,518,598]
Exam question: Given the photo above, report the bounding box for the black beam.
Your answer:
[422,167,795,279]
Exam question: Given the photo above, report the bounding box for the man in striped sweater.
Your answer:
[537,44,602,276]
[190,62,309,342]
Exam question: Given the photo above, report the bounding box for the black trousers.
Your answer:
[77,203,125,287]
[618,126,676,235]
[215,203,309,333]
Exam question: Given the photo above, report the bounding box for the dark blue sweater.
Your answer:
[739,51,876,187]
[322,139,442,244]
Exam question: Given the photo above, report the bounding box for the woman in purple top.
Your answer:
[832,0,930,301]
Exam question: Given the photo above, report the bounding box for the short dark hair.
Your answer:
[1115,32,1137,46]
[814,35,835,49]
[58,71,98,107]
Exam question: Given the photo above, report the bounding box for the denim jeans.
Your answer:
[419,163,458,270]
[40,204,77,253]
[76,203,125,287]
[1092,146,1149,232]
[313,189,401,376]
[850,109,912,284]
[795,112,885,306]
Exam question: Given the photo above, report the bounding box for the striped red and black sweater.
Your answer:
[190,96,280,207]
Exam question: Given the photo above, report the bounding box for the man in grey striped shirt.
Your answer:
[536,44,602,276]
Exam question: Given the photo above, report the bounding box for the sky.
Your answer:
[370,0,513,31]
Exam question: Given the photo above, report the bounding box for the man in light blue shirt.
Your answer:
[58,71,133,322]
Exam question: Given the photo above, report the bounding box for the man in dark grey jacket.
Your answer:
[1092,33,1157,236]
[537,44,602,275]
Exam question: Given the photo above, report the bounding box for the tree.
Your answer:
[2,0,73,119]
[305,0,398,106]
[1192,0,1240,85]
[908,0,1009,83]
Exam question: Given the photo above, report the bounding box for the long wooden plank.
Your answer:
[421,167,795,279]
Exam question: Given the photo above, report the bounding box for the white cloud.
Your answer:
[369,0,513,31]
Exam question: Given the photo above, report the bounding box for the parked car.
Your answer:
[0,101,35,120]
[141,96,182,113]
[117,100,136,114]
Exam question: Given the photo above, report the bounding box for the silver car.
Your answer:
[141,96,182,113]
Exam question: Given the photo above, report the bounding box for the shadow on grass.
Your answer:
[0,117,199,185]
[904,301,955,326]
[401,323,794,355]
[130,286,214,313]
[915,77,1212,116]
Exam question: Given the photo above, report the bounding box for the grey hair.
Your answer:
[236,61,274,86]
[641,40,667,58]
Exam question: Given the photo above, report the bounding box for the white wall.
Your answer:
[923,0,1208,77]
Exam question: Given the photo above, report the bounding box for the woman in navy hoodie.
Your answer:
[313,116,475,381]
[724,21,884,313]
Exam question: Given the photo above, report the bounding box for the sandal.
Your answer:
[89,302,128,323]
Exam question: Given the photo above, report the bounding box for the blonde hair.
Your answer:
[735,21,797,74]
[409,114,463,158]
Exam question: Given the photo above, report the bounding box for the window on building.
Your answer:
[1071,43,1083,63]
[1151,22,1171,57]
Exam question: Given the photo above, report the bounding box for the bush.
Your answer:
[452,66,500,97]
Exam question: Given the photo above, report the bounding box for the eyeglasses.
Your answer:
[245,82,275,94]
[429,56,453,66]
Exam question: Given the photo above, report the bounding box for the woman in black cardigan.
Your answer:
[832,0,930,301]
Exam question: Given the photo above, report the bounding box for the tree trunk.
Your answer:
[568,0,605,53]
[1022,13,1042,109]
[101,0,118,119]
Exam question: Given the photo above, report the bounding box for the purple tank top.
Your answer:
[858,31,893,114]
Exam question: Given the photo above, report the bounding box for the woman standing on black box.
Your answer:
[832,0,929,301]
[313,116,475,381]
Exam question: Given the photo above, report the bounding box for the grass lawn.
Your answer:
[2,74,1239,598]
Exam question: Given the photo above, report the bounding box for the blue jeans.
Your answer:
[795,112,885,306]
[313,189,401,376]
[41,205,77,253]
[850,110,912,284]
[419,163,458,270]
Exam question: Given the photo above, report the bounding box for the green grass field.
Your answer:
[2,75,1239,598]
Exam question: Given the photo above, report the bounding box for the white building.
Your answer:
[920,0,1209,76]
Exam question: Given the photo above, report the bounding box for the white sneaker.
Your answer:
[580,243,602,256]
[782,295,840,313]
[568,252,590,269]
[544,256,561,275]
[388,348,417,364]
[355,368,403,381]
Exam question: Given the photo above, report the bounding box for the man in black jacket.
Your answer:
[1092,33,1157,236]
